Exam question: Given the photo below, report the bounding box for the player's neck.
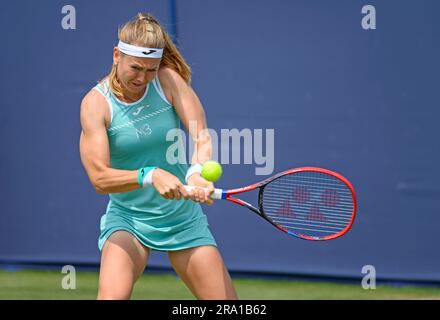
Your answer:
[119,86,146,103]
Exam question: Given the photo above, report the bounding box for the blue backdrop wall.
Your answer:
[1,0,439,283]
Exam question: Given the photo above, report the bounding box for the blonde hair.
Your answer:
[105,13,191,99]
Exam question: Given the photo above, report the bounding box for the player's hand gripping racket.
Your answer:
[185,167,356,241]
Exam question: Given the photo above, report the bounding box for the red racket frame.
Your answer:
[221,167,357,241]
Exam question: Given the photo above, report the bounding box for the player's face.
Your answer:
[114,49,161,95]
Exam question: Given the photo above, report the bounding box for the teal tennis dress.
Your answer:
[93,77,216,251]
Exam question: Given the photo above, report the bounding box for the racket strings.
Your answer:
[261,171,354,239]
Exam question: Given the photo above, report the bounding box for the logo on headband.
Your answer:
[142,50,157,56]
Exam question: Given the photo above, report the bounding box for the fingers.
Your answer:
[188,187,215,205]
[178,184,190,201]
[172,187,181,201]
[190,187,205,203]
[162,189,174,200]
[203,182,214,205]
[205,197,214,206]
[152,169,190,201]
[162,185,213,205]
[169,184,191,201]
[160,184,186,201]
[206,183,214,197]
[155,175,213,204]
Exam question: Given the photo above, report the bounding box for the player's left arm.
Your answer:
[158,67,214,203]
[158,67,212,164]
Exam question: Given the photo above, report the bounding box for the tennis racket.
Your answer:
[185,167,356,241]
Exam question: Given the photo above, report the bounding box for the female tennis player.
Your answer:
[79,13,237,300]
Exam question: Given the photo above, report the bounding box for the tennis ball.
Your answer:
[201,160,223,182]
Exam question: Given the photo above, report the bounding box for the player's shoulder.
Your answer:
[158,67,186,105]
[81,83,107,112]
[158,66,188,89]
[158,66,181,80]
[80,82,111,125]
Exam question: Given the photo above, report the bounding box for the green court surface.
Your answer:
[0,269,439,300]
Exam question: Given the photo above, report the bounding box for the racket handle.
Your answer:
[183,186,224,200]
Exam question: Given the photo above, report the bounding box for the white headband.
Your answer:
[117,40,163,58]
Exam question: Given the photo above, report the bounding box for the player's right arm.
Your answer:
[79,90,140,194]
[79,90,189,200]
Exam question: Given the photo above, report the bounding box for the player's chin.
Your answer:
[129,82,146,92]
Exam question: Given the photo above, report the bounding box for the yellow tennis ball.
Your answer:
[201,160,223,182]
